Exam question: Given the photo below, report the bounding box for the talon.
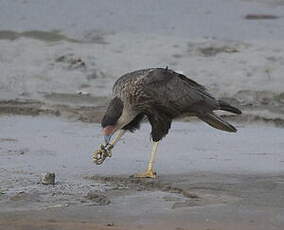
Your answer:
[105,144,113,157]
[106,144,114,150]
[93,144,113,165]
[134,169,157,179]
[93,149,104,165]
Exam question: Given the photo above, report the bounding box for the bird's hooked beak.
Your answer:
[103,125,115,144]
[104,135,112,144]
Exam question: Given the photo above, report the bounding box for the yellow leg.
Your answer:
[134,141,159,178]
[110,129,126,147]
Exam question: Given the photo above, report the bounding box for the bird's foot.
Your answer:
[93,144,113,165]
[133,169,157,179]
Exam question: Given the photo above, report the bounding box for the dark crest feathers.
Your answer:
[101,97,123,127]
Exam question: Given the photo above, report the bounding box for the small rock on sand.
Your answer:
[41,172,55,185]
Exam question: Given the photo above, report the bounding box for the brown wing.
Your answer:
[112,68,154,96]
[135,68,219,117]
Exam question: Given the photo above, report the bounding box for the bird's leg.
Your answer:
[93,129,126,165]
[109,129,126,148]
[134,141,159,178]
[105,129,126,154]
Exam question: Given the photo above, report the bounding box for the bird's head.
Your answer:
[102,125,115,144]
[101,96,131,144]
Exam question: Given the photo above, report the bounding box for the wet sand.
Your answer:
[0,115,283,229]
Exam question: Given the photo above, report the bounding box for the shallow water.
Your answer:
[0,115,283,177]
[0,0,284,40]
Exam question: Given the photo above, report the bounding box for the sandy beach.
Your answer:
[0,0,284,229]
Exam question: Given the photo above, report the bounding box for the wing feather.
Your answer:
[136,68,219,116]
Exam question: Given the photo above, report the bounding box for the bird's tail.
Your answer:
[218,100,242,114]
[198,113,237,132]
